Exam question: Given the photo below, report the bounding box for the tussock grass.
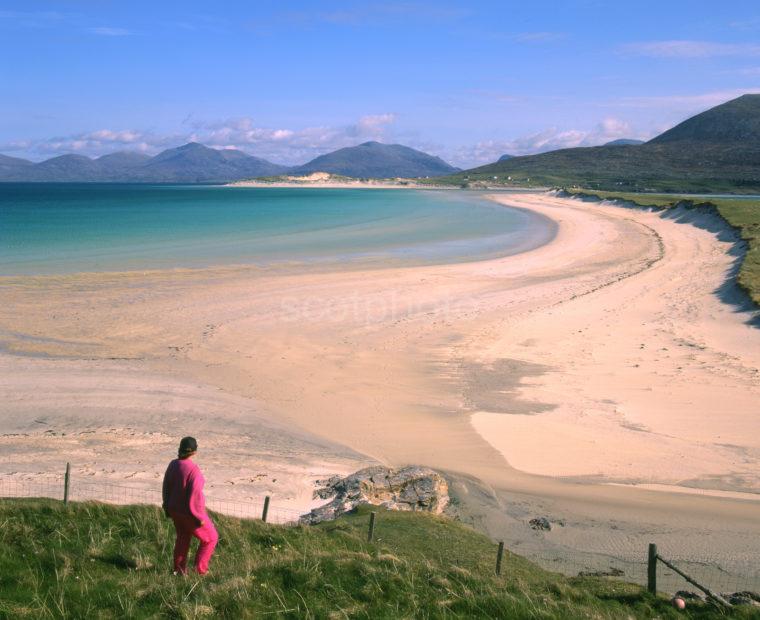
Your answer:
[0,499,748,618]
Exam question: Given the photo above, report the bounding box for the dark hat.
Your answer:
[178,436,198,458]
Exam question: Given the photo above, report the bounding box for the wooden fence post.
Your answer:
[63,462,71,505]
[262,495,270,522]
[647,543,658,594]
[496,541,505,576]
[368,511,377,542]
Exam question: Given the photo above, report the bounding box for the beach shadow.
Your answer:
[659,205,760,328]
[457,358,556,415]
[569,192,759,327]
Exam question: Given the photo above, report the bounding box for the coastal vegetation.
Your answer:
[565,189,760,306]
[0,498,745,619]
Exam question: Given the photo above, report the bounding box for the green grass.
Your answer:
[565,190,760,306]
[424,168,760,194]
[0,499,750,619]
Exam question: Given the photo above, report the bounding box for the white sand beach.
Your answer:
[1,191,759,571]
[228,172,437,189]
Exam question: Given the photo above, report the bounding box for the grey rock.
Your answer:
[300,466,449,525]
[313,475,343,499]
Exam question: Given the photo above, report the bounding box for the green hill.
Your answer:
[650,94,760,145]
[434,95,760,193]
[0,498,742,618]
[292,141,459,178]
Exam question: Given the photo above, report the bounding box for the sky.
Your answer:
[2,0,760,168]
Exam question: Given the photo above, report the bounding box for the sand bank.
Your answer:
[469,193,760,490]
[227,171,442,189]
[1,191,759,574]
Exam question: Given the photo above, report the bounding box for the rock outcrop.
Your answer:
[299,466,449,525]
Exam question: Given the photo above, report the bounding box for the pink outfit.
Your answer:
[162,458,218,574]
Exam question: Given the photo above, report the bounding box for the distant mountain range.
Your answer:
[0,143,288,183]
[446,94,760,192]
[0,141,457,183]
[6,94,760,189]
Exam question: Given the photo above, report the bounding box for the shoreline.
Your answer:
[475,194,760,490]
[2,189,760,577]
[0,188,555,280]
[226,172,449,189]
[228,180,441,189]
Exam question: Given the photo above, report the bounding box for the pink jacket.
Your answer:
[162,458,208,525]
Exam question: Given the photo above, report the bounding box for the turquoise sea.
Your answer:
[0,184,555,276]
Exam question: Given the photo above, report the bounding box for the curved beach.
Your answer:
[2,190,759,573]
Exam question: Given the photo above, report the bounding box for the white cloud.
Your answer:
[3,113,649,169]
[449,117,642,168]
[4,114,400,164]
[20,128,181,158]
[183,114,398,163]
[620,40,760,58]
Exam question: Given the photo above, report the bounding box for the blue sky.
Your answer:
[2,0,760,167]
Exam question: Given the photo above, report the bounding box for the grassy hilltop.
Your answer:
[0,499,750,619]
[430,95,760,194]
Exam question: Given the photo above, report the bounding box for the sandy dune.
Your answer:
[1,191,759,576]
[471,194,760,489]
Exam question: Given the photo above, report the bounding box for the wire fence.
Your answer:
[523,545,760,604]
[2,469,759,603]
[0,469,303,526]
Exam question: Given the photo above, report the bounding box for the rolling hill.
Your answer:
[650,94,760,145]
[437,94,760,192]
[0,143,288,183]
[0,141,458,182]
[291,141,458,178]
[0,153,33,176]
[123,142,288,182]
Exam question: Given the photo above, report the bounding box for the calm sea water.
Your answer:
[0,184,554,276]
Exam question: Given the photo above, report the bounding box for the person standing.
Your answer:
[162,436,218,575]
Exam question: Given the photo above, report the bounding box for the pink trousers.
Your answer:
[170,512,218,575]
